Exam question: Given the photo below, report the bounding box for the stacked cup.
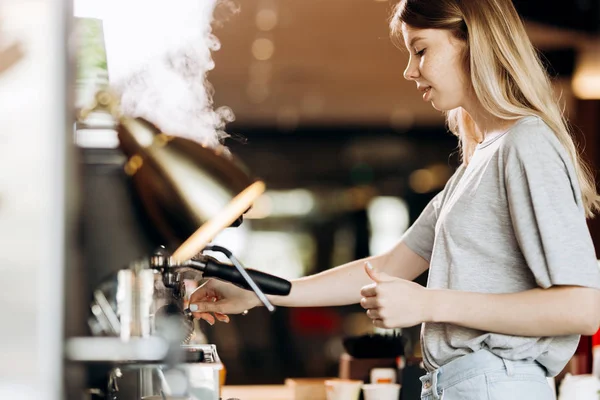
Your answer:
[324,379,363,400]
[362,368,401,400]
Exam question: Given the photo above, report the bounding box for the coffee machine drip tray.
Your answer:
[66,339,223,400]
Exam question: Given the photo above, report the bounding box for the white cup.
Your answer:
[558,374,600,400]
[362,383,401,400]
[370,368,397,384]
[324,379,363,400]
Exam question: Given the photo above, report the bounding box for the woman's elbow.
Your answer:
[579,288,600,336]
[580,317,599,336]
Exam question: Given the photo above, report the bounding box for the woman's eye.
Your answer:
[415,49,426,56]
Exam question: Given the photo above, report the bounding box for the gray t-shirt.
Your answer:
[402,115,600,377]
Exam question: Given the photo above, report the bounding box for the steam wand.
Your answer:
[203,244,276,312]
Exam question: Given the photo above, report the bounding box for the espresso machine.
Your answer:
[64,91,291,400]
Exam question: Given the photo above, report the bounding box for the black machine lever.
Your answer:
[201,258,291,296]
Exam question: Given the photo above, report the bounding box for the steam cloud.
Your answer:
[99,0,238,148]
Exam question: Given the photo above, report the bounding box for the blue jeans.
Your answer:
[420,350,555,400]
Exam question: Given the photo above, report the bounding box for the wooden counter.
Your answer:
[222,378,330,400]
[221,385,293,400]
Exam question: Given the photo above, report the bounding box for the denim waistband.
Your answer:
[420,350,543,399]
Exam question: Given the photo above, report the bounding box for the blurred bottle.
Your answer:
[219,363,227,397]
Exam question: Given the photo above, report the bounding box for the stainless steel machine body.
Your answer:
[66,116,290,400]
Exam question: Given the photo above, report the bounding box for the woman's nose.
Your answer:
[403,60,419,81]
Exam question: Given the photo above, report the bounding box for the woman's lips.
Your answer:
[422,87,432,101]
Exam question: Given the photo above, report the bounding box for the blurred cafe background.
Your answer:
[0,0,599,399]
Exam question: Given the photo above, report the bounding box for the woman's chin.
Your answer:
[431,101,444,111]
[431,100,455,112]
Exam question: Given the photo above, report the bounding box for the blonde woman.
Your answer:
[189,0,600,398]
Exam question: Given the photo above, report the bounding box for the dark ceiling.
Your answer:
[208,0,593,128]
[514,0,600,34]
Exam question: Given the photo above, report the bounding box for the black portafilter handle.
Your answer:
[202,257,291,296]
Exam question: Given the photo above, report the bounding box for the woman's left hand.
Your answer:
[360,262,433,329]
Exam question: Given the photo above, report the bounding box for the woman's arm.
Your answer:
[361,267,600,336]
[188,241,430,323]
[430,285,600,336]
[269,242,429,307]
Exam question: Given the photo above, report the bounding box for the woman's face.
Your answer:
[401,24,470,111]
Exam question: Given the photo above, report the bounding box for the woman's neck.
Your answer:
[462,99,516,142]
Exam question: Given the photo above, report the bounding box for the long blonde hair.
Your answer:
[390,0,600,217]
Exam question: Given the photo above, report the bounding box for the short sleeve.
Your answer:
[401,191,444,262]
[401,164,466,262]
[504,126,600,289]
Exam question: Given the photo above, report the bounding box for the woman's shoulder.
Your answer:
[499,115,569,167]
[503,115,556,147]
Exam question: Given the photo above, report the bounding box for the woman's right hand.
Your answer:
[188,279,262,325]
